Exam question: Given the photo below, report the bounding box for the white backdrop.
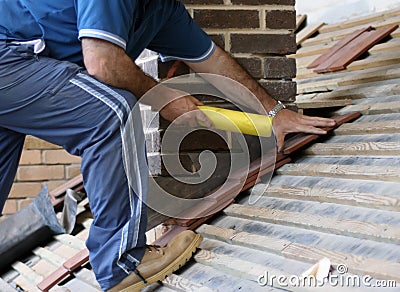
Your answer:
[296,0,400,24]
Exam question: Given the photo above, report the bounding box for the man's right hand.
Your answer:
[159,95,213,128]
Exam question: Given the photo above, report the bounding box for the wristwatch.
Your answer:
[267,101,286,118]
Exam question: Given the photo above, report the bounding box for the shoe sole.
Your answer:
[120,233,203,292]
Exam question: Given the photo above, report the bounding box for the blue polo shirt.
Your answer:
[0,0,214,65]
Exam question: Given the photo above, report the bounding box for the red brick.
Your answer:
[3,199,17,215]
[45,180,69,191]
[66,164,81,179]
[231,33,296,54]
[23,136,62,150]
[18,198,35,210]
[259,80,297,102]
[231,0,295,4]
[266,10,296,30]
[194,9,259,29]
[43,150,81,165]
[182,0,223,4]
[210,34,225,48]
[9,182,42,198]
[19,150,42,165]
[264,57,296,78]
[17,165,65,181]
[235,57,263,79]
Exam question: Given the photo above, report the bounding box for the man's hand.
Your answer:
[273,109,336,152]
[160,95,213,128]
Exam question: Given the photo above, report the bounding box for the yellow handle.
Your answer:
[197,105,273,137]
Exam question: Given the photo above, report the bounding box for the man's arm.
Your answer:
[82,39,156,98]
[81,38,212,127]
[185,46,336,151]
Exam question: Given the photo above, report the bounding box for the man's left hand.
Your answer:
[272,109,336,152]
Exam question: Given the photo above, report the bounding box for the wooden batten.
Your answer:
[197,224,400,281]
[224,204,400,243]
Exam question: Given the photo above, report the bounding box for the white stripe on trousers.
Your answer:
[70,74,145,271]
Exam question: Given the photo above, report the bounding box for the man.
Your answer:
[0,0,335,290]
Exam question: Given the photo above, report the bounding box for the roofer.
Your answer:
[0,0,335,290]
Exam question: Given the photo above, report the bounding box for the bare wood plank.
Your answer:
[52,244,81,260]
[224,204,400,243]
[62,278,100,292]
[282,243,400,282]
[297,79,400,101]
[296,23,325,45]
[335,120,400,135]
[31,260,58,278]
[194,249,267,280]
[194,249,311,292]
[290,42,333,58]
[339,67,400,87]
[197,224,291,254]
[162,274,214,292]
[75,227,90,241]
[296,99,352,109]
[336,100,400,115]
[54,234,86,250]
[263,184,400,212]
[14,275,42,292]
[319,9,400,33]
[0,278,16,292]
[296,80,337,94]
[305,141,400,156]
[277,163,400,183]
[298,60,400,84]
[11,262,43,285]
[296,15,307,31]
[198,224,400,281]
[33,247,65,267]
[297,65,400,94]
[369,39,400,54]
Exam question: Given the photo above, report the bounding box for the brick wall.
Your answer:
[4,136,81,215]
[151,0,297,204]
[161,0,297,102]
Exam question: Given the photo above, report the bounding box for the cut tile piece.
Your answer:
[307,26,372,69]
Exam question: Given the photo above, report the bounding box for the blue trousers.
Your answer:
[0,41,149,290]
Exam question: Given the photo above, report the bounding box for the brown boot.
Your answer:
[107,230,203,292]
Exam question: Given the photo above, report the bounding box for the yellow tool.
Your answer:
[197,105,273,137]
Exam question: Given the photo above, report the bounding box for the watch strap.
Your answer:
[267,101,286,118]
